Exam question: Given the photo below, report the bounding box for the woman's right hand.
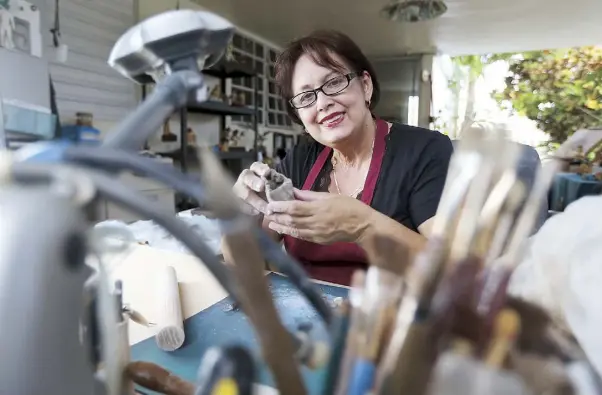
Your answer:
[233,161,271,215]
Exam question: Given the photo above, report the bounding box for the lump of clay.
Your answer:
[263,169,294,202]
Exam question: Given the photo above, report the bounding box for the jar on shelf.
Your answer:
[75,112,93,127]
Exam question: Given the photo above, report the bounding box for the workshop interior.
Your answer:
[1,0,602,394]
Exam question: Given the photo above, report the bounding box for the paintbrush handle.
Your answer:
[222,231,306,395]
[485,339,513,368]
[377,322,437,395]
[322,305,350,395]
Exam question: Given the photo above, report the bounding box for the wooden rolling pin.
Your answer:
[125,361,195,395]
[155,265,185,352]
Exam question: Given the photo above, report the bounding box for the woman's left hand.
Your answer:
[264,189,373,244]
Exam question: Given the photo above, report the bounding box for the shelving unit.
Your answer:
[141,58,259,175]
[141,59,259,211]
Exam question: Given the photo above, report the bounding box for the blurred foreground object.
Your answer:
[509,195,602,377]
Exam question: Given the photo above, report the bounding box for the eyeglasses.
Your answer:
[289,72,362,109]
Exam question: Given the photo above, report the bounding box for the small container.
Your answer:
[76,112,94,127]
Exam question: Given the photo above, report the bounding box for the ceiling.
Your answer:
[193,0,602,56]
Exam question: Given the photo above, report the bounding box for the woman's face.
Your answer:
[291,53,373,146]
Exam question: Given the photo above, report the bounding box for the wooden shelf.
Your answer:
[187,101,256,116]
[155,146,255,161]
[203,60,254,79]
[218,150,256,160]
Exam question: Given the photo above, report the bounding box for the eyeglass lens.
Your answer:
[291,74,351,108]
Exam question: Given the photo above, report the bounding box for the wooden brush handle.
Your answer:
[125,361,195,395]
[222,231,306,395]
[379,323,438,395]
[359,232,408,276]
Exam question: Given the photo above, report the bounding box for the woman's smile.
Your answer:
[319,111,346,128]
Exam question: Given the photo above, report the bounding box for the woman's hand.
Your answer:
[265,189,374,244]
[233,161,271,215]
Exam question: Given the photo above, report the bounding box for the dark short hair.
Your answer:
[274,30,380,125]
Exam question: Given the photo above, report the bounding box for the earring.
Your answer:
[365,100,371,108]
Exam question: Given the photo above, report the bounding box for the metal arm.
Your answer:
[102,69,203,151]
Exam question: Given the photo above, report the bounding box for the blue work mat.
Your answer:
[130,273,348,394]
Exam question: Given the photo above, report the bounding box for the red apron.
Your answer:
[283,119,388,286]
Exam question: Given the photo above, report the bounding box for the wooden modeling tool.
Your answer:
[222,224,305,395]
[125,361,195,395]
[199,149,306,395]
[484,308,521,368]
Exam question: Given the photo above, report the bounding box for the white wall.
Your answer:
[42,0,138,135]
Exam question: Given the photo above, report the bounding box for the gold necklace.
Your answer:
[331,137,375,197]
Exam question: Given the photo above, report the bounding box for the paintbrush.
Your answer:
[434,136,523,349]
[503,158,562,266]
[376,126,528,394]
[482,182,526,268]
[334,270,366,395]
[428,133,516,332]
[321,300,351,395]
[465,138,522,261]
[347,266,403,395]
[484,308,521,368]
[475,158,563,327]
[448,128,508,264]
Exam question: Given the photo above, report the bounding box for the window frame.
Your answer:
[230,31,293,129]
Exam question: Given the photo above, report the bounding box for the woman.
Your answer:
[232,30,453,285]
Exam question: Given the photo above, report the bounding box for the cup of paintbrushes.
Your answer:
[373,237,451,395]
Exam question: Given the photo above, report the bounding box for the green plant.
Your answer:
[494,47,602,145]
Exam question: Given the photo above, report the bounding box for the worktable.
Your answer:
[104,244,348,395]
